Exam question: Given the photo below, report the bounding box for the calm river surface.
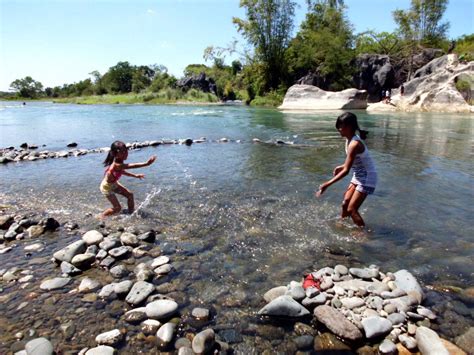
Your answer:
[0,101,473,352]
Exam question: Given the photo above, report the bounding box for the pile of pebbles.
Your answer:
[258,265,468,354]
[5,223,227,354]
[0,137,296,165]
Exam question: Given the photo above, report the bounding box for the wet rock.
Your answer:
[157,322,176,344]
[417,306,437,320]
[67,142,78,147]
[334,264,348,275]
[263,286,288,303]
[40,277,71,291]
[25,337,54,355]
[192,307,210,320]
[393,269,424,301]
[100,256,116,268]
[83,230,104,245]
[361,316,392,339]
[108,246,132,259]
[399,334,417,350]
[124,307,147,324]
[178,346,193,355]
[99,284,117,298]
[43,217,60,231]
[145,299,178,319]
[95,329,123,346]
[151,256,170,268]
[85,345,115,355]
[313,332,352,352]
[0,215,14,229]
[288,285,306,301]
[349,267,379,279]
[135,263,154,281]
[379,339,397,355]
[120,232,139,247]
[26,225,44,238]
[416,326,449,355]
[142,319,161,335]
[114,280,133,296]
[387,312,406,325]
[258,295,310,317]
[53,240,87,263]
[217,329,243,344]
[455,327,474,354]
[99,238,121,251]
[24,243,44,252]
[71,253,96,270]
[78,277,100,293]
[154,264,172,275]
[192,328,215,354]
[138,231,156,243]
[440,338,468,355]
[294,335,313,350]
[110,265,128,278]
[313,305,363,341]
[302,293,327,307]
[125,281,155,305]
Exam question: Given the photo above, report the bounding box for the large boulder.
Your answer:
[279,85,367,110]
[176,72,217,95]
[353,54,395,102]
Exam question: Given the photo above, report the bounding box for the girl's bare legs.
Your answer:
[341,184,356,218]
[102,194,122,218]
[115,184,134,214]
[347,190,368,227]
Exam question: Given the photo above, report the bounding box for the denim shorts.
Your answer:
[355,184,375,195]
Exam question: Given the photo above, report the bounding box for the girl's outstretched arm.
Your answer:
[316,141,361,196]
[122,171,145,179]
[119,156,156,170]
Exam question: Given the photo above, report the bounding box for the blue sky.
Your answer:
[0,0,472,91]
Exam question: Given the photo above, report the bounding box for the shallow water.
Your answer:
[0,101,473,352]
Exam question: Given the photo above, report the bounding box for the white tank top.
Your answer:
[345,135,377,188]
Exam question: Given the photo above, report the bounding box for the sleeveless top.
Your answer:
[345,135,377,188]
[104,165,122,182]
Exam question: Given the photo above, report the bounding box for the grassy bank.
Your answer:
[52,88,220,105]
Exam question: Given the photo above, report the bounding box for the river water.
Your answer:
[0,101,473,353]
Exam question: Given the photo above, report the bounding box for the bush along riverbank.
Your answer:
[0,208,473,354]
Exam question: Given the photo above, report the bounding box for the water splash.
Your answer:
[129,187,161,218]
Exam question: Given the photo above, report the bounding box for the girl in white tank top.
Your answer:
[316,112,377,228]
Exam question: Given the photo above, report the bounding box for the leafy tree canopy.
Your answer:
[10,76,43,98]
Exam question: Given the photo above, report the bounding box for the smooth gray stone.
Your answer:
[379,339,397,355]
[305,286,320,298]
[387,312,406,325]
[192,329,215,354]
[25,337,54,355]
[96,249,108,260]
[381,288,407,299]
[154,264,172,275]
[288,285,306,301]
[302,293,327,307]
[85,345,115,355]
[71,253,95,269]
[258,295,310,317]
[100,256,116,268]
[293,335,314,350]
[192,307,210,320]
[40,277,71,291]
[334,264,348,275]
[393,270,424,301]
[361,316,392,339]
[99,238,121,251]
[99,284,117,298]
[383,294,419,312]
[263,286,288,303]
[27,225,44,238]
[417,306,437,320]
[151,256,169,268]
[366,280,391,295]
[82,230,104,245]
[407,311,425,320]
[416,326,449,355]
[60,261,82,275]
[178,347,194,355]
[157,322,176,344]
[138,231,156,242]
[135,263,154,281]
[86,245,99,255]
[399,334,417,350]
[124,307,147,324]
[110,265,128,278]
[455,327,474,353]
[95,329,123,346]
[366,295,384,310]
[340,297,365,309]
[349,267,379,279]
[313,305,363,341]
[312,267,334,278]
[120,232,139,247]
[114,280,133,296]
[125,281,155,305]
[78,277,101,292]
[53,240,86,263]
[141,319,161,335]
[108,246,132,259]
[145,299,178,319]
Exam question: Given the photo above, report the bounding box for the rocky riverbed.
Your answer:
[0,207,473,354]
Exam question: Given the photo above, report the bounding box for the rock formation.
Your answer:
[278,85,368,110]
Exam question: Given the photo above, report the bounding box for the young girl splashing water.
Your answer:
[316,112,377,228]
[100,141,156,218]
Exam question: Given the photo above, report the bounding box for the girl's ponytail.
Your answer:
[358,129,369,140]
[103,151,114,167]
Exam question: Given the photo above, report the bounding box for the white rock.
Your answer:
[151,256,169,268]
[25,337,54,355]
[95,329,123,346]
[416,326,449,355]
[85,345,115,355]
[79,277,101,293]
[145,299,178,319]
[156,322,176,344]
[82,230,104,245]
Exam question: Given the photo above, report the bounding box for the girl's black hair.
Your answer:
[103,140,126,167]
[335,112,369,140]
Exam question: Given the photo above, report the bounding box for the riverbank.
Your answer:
[0,205,472,354]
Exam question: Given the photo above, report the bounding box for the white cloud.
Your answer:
[147,9,155,15]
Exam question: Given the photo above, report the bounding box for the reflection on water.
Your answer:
[0,102,473,351]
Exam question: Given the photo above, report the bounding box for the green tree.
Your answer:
[354,31,402,56]
[233,0,296,90]
[454,34,474,62]
[10,76,44,98]
[286,0,354,90]
[102,61,135,93]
